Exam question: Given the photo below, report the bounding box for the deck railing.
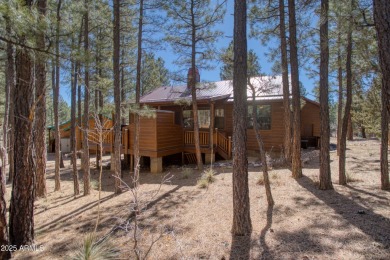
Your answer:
[87,127,232,160]
[184,129,232,159]
[183,130,210,146]
[216,130,231,159]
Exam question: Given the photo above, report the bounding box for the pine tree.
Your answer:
[232,0,252,236]
[374,0,390,190]
[9,0,35,247]
[141,53,170,96]
[165,0,226,171]
[339,0,354,186]
[34,0,48,198]
[279,0,292,163]
[220,40,260,80]
[319,0,333,190]
[82,0,91,195]
[53,0,63,192]
[288,0,302,179]
[113,0,122,194]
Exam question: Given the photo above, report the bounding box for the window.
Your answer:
[183,109,211,128]
[215,108,224,129]
[198,110,210,128]
[183,110,193,128]
[247,105,271,130]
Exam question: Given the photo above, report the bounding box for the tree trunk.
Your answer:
[95,32,103,170]
[374,0,390,190]
[374,0,390,118]
[347,114,353,140]
[0,167,10,260]
[133,0,144,188]
[121,55,126,125]
[77,67,82,132]
[113,0,122,194]
[71,49,80,197]
[279,0,291,163]
[3,14,11,183]
[190,1,203,171]
[10,19,35,246]
[337,25,343,156]
[380,82,389,190]
[6,12,15,184]
[82,0,91,195]
[250,85,274,206]
[288,0,302,179]
[53,0,62,192]
[232,0,252,236]
[319,0,333,190]
[34,0,48,198]
[121,49,130,168]
[339,0,354,186]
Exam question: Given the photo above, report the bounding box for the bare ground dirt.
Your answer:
[9,138,390,260]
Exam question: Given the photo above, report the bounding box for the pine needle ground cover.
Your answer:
[9,138,390,259]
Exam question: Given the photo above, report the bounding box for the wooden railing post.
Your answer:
[215,128,218,147]
[124,128,128,154]
[228,136,232,159]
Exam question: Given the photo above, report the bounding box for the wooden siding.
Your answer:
[247,102,285,151]
[301,101,320,137]
[124,110,183,157]
[156,111,183,157]
[223,103,234,135]
[223,101,286,151]
[127,116,157,157]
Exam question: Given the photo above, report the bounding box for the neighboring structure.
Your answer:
[120,73,321,173]
[47,115,114,153]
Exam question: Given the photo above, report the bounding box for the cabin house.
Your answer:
[119,70,321,173]
[48,115,114,153]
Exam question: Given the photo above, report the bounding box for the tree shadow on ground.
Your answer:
[296,176,390,248]
[32,182,201,259]
[346,184,390,199]
[258,205,273,259]
[36,193,116,233]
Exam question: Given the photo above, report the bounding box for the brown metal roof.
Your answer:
[140,75,290,104]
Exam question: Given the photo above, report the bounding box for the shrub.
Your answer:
[203,168,216,183]
[197,168,217,188]
[71,233,119,260]
[197,178,209,189]
[182,168,193,179]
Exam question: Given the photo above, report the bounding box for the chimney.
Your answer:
[187,67,200,88]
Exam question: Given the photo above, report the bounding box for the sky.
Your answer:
[60,0,318,104]
[155,0,317,98]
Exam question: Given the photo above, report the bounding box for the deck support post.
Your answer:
[209,102,215,149]
[151,157,163,173]
[205,153,215,164]
[130,155,134,171]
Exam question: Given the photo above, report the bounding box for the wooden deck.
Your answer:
[85,110,232,161]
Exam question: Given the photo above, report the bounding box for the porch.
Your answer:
[86,110,232,173]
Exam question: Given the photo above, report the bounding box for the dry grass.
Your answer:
[197,168,216,188]
[8,138,390,260]
[256,175,265,185]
